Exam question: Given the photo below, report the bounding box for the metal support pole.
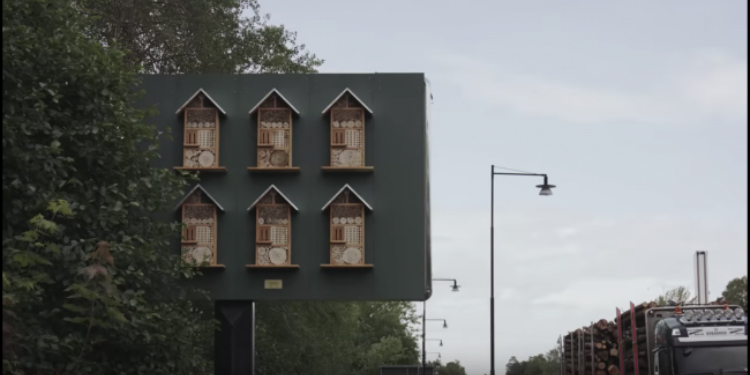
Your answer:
[422,301,426,375]
[570,333,574,375]
[560,335,564,375]
[578,330,583,375]
[590,322,594,375]
[490,165,496,375]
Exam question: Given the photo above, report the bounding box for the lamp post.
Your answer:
[490,165,555,375]
[423,278,460,375]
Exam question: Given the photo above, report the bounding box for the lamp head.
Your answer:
[451,283,460,292]
[536,175,555,196]
[443,321,448,328]
[440,340,443,346]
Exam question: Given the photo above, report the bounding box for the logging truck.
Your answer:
[563,303,747,375]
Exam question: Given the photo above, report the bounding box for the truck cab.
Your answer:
[649,305,747,375]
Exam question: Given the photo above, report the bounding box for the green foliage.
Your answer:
[2,0,215,372]
[427,358,468,375]
[254,301,420,375]
[654,286,696,306]
[75,0,323,73]
[722,276,748,310]
[505,347,561,375]
[438,360,467,375]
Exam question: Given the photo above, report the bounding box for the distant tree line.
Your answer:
[504,347,561,375]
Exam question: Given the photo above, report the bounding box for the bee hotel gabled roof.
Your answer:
[246,185,299,212]
[248,88,300,115]
[321,184,373,211]
[175,88,227,115]
[173,184,225,211]
[321,88,373,115]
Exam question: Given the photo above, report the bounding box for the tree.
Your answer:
[253,301,419,375]
[75,0,323,74]
[655,286,696,305]
[506,356,526,375]
[722,276,748,310]
[426,359,442,373]
[440,360,467,375]
[504,348,564,375]
[3,0,215,372]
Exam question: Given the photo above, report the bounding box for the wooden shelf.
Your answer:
[321,166,374,173]
[320,264,374,269]
[256,240,272,245]
[257,143,274,148]
[184,144,200,148]
[181,240,198,245]
[331,143,348,148]
[245,264,300,269]
[173,167,228,172]
[194,264,226,269]
[247,167,301,173]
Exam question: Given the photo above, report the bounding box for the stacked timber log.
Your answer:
[616,301,658,375]
[563,319,621,375]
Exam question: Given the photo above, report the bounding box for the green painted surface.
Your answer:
[138,74,430,301]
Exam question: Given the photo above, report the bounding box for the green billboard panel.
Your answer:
[139,74,432,301]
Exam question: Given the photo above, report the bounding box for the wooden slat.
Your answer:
[257,226,271,244]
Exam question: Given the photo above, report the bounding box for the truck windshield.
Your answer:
[675,346,747,375]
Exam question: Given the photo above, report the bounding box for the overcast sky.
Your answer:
[255,1,747,373]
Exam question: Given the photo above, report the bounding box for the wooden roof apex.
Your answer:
[173,184,224,211]
[321,88,373,115]
[246,185,299,212]
[175,88,227,115]
[248,89,300,115]
[321,184,373,212]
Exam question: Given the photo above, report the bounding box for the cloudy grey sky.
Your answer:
[256,1,747,373]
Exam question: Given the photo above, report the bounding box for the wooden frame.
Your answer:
[177,186,225,269]
[320,185,373,268]
[321,89,374,173]
[248,90,300,173]
[174,90,227,172]
[246,186,299,269]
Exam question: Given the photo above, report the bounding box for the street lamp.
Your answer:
[490,165,555,375]
[426,352,441,359]
[423,278,460,375]
[426,319,448,328]
[433,278,460,292]
[426,338,444,347]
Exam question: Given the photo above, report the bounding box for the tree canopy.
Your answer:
[3,0,214,372]
[655,286,696,305]
[722,276,748,310]
[75,0,323,73]
[426,359,468,375]
[254,301,420,375]
[504,348,561,375]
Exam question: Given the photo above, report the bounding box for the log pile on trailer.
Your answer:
[617,301,657,375]
[562,298,737,375]
[563,319,621,375]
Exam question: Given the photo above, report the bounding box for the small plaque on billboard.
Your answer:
[264,280,283,289]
